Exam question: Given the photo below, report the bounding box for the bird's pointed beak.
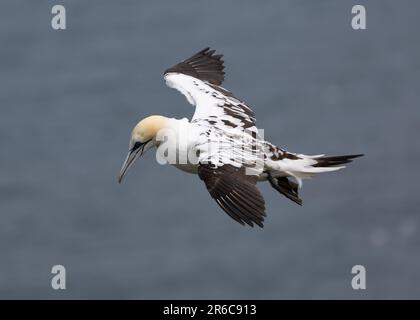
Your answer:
[118,143,145,184]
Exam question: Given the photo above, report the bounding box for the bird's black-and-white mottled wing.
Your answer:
[198,163,266,227]
[164,47,257,131]
[164,48,266,226]
[164,48,261,165]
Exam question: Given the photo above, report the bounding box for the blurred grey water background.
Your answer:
[0,0,419,299]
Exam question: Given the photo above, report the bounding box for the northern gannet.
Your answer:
[118,48,362,227]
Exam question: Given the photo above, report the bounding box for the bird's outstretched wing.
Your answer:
[198,163,266,227]
[164,47,257,130]
[165,48,266,226]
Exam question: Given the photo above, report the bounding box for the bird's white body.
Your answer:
[157,116,344,183]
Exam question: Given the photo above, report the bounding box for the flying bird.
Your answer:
[118,48,362,227]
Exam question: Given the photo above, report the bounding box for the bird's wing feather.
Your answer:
[198,163,266,227]
[165,47,225,86]
[164,48,257,129]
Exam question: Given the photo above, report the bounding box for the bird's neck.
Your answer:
[154,117,191,146]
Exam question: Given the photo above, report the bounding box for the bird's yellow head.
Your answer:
[118,115,168,183]
[131,115,168,143]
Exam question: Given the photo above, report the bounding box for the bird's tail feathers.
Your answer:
[272,153,363,188]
